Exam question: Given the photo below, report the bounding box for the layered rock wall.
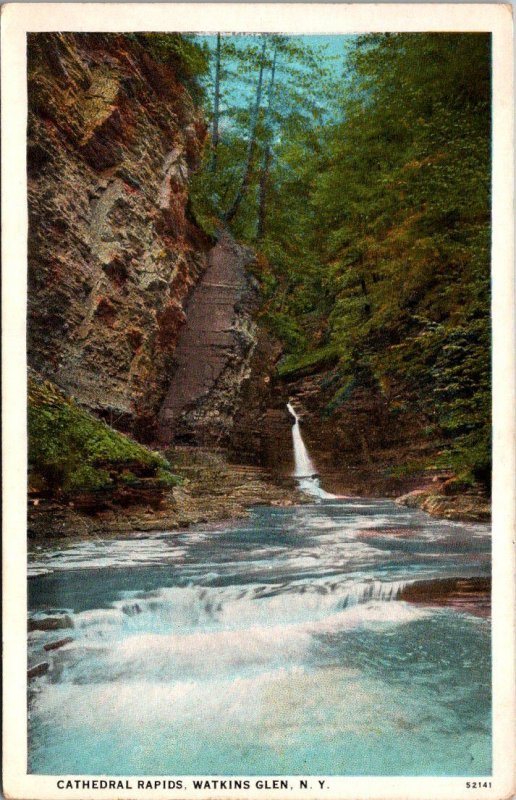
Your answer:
[158,230,260,445]
[229,358,449,497]
[27,33,210,441]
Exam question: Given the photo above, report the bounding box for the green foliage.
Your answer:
[269,34,490,486]
[28,376,178,495]
[156,467,182,488]
[261,311,308,353]
[119,470,138,486]
[322,377,357,417]
[191,33,491,488]
[135,33,210,101]
[65,466,112,493]
[388,458,441,480]
[190,33,340,235]
[277,344,341,378]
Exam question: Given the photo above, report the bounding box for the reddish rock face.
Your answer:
[158,230,260,446]
[27,33,210,441]
[400,577,491,618]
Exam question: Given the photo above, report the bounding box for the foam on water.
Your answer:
[58,599,427,683]
[28,499,491,776]
[286,402,337,499]
[29,608,490,776]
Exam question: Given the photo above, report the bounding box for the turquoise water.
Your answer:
[28,499,491,775]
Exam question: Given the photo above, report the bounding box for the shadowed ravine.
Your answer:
[28,495,491,776]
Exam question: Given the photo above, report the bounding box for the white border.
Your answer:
[2,5,514,799]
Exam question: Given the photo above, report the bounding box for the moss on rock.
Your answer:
[28,373,179,498]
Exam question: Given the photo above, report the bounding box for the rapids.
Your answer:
[28,499,491,776]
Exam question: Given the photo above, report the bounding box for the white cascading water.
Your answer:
[287,402,316,478]
[287,402,336,499]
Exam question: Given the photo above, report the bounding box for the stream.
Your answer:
[28,498,491,776]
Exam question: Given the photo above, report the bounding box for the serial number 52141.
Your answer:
[466,782,492,789]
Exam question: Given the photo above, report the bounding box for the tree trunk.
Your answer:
[209,33,221,174]
[360,275,371,317]
[224,37,267,223]
[257,46,278,239]
[257,146,272,239]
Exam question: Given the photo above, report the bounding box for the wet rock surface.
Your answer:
[400,577,491,618]
[43,637,74,652]
[228,360,491,520]
[396,485,490,522]
[28,615,74,632]
[28,447,307,538]
[28,662,50,679]
[227,362,446,497]
[158,230,260,446]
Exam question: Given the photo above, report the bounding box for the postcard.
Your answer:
[2,3,514,799]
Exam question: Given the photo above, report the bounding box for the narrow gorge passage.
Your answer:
[28,403,492,776]
[159,230,259,446]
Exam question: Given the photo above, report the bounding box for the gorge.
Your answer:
[25,31,492,779]
[27,32,491,534]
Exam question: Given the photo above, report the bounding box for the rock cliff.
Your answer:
[229,356,455,498]
[158,229,260,446]
[27,33,210,441]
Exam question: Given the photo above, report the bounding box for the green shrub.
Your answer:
[64,466,113,493]
[156,467,182,488]
[119,470,139,486]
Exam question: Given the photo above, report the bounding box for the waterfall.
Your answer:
[287,402,336,500]
[287,402,317,478]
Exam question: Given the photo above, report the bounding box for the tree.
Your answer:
[191,32,491,485]
[191,34,340,236]
[257,41,278,239]
[223,36,268,223]
[209,33,222,174]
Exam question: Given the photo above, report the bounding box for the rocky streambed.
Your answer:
[28,447,308,539]
[396,483,490,522]
[28,497,491,776]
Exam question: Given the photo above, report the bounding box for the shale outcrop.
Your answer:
[227,358,443,497]
[158,229,260,446]
[28,448,306,538]
[228,355,490,517]
[28,33,210,441]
